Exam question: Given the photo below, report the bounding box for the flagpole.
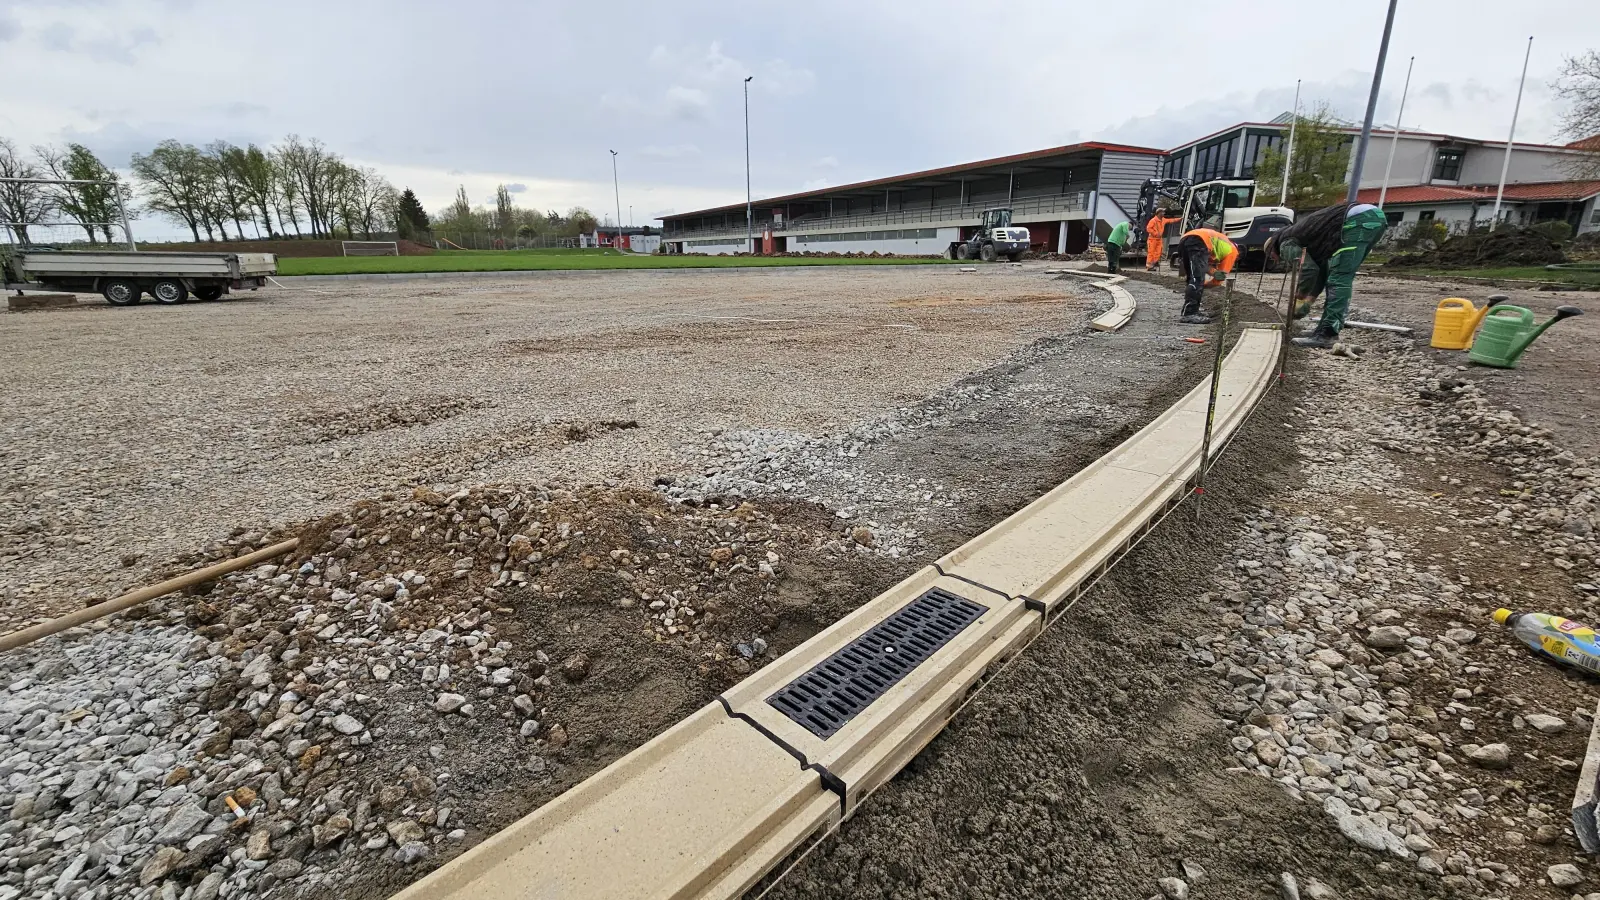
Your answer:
[1491,37,1534,226]
[1378,56,1414,208]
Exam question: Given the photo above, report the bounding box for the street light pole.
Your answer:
[1347,0,1399,203]
[744,75,754,255]
[609,149,621,250]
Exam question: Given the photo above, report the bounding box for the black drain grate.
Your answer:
[766,587,986,739]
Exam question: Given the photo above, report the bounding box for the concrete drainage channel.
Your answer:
[389,328,1281,900]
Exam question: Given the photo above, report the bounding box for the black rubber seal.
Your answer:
[717,696,848,816]
[931,563,1013,601]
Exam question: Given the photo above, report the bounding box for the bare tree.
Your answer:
[494,184,515,239]
[1554,51,1600,179]
[275,135,339,237]
[131,140,211,241]
[207,142,256,239]
[227,144,278,237]
[351,167,396,238]
[0,138,54,244]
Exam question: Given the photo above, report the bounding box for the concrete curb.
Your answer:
[1057,270,1137,332]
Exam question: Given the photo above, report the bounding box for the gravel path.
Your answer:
[0,265,1091,628]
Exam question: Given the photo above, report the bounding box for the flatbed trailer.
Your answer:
[2,250,277,305]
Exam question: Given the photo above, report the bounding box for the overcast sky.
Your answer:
[3,0,1597,238]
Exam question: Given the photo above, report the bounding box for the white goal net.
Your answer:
[341,241,399,257]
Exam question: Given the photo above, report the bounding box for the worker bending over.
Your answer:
[1175,227,1237,325]
[1104,221,1131,274]
[1144,211,1178,272]
[1266,201,1389,349]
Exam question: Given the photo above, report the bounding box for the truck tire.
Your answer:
[1008,252,1024,262]
[194,286,224,302]
[979,243,997,263]
[955,243,973,261]
[102,279,140,306]
[151,279,189,305]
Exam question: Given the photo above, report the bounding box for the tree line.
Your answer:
[0,135,604,247]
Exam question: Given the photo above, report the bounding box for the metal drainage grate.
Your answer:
[766,587,986,739]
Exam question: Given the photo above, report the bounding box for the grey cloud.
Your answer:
[505,183,527,193]
[0,13,20,42]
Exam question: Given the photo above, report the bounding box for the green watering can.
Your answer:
[1468,304,1583,368]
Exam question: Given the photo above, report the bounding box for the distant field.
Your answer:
[276,249,954,276]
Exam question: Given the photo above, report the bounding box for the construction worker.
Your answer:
[1175,227,1237,324]
[1144,211,1178,271]
[1265,202,1389,348]
[1104,221,1131,274]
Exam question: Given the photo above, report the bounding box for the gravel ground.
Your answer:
[0,265,1097,628]
[7,264,1596,900]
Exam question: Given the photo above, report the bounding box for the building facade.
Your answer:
[1167,120,1600,235]
[659,142,1166,257]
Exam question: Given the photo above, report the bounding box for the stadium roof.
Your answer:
[661,140,1164,221]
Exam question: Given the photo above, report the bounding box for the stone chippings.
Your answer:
[0,483,852,899]
[657,331,1119,558]
[1200,336,1600,898]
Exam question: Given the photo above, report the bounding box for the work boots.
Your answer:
[1291,323,1338,349]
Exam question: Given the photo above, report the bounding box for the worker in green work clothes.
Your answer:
[1104,221,1132,274]
[1265,202,1389,349]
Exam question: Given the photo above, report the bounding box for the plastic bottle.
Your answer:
[1494,608,1600,676]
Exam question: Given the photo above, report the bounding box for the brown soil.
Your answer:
[1386,229,1565,268]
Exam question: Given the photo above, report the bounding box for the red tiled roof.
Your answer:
[1355,180,1600,205]
[1567,134,1600,151]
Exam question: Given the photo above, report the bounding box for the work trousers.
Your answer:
[1146,236,1164,269]
[1106,241,1123,273]
[1177,235,1212,316]
[1294,208,1389,333]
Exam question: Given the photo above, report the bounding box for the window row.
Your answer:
[795,228,939,244]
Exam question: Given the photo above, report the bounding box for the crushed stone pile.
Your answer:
[0,484,866,900]
[1203,334,1599,898]
[1386,229,1566,269]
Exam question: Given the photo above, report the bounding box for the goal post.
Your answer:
[341,240,399,257]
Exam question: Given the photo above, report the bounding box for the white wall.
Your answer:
[1459,146,1573,185]
[1580,197,1599,235]
[1385,202,1495,233]
[789,227,959,255]
[684,239,749,255]
[1356,136,1436,187]
[630,234,661,254]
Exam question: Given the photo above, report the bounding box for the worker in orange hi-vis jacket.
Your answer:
[1144,212,1178,271]
[1175,227,1238,324]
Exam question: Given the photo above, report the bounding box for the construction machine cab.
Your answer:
[980,208,1013,230]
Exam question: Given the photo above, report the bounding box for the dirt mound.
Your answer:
[124,483,900,900]
[1386,228,1565,268]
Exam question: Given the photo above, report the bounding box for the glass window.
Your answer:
[1418,210,1436,222]
[1432,149,1464,182]
[1224,185,1255,208]
[1385,211,1404,226]
[1241,133,1283,177]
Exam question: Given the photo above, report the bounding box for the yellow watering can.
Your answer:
[1430,294,1507,350]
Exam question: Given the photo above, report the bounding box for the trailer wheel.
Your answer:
[102,279,140,306]
[151,279,189,305]
[955,243,972,261]
[193,286,224,302]
[979,243,997,263]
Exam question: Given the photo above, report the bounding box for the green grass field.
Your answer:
[276,248,957,276]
